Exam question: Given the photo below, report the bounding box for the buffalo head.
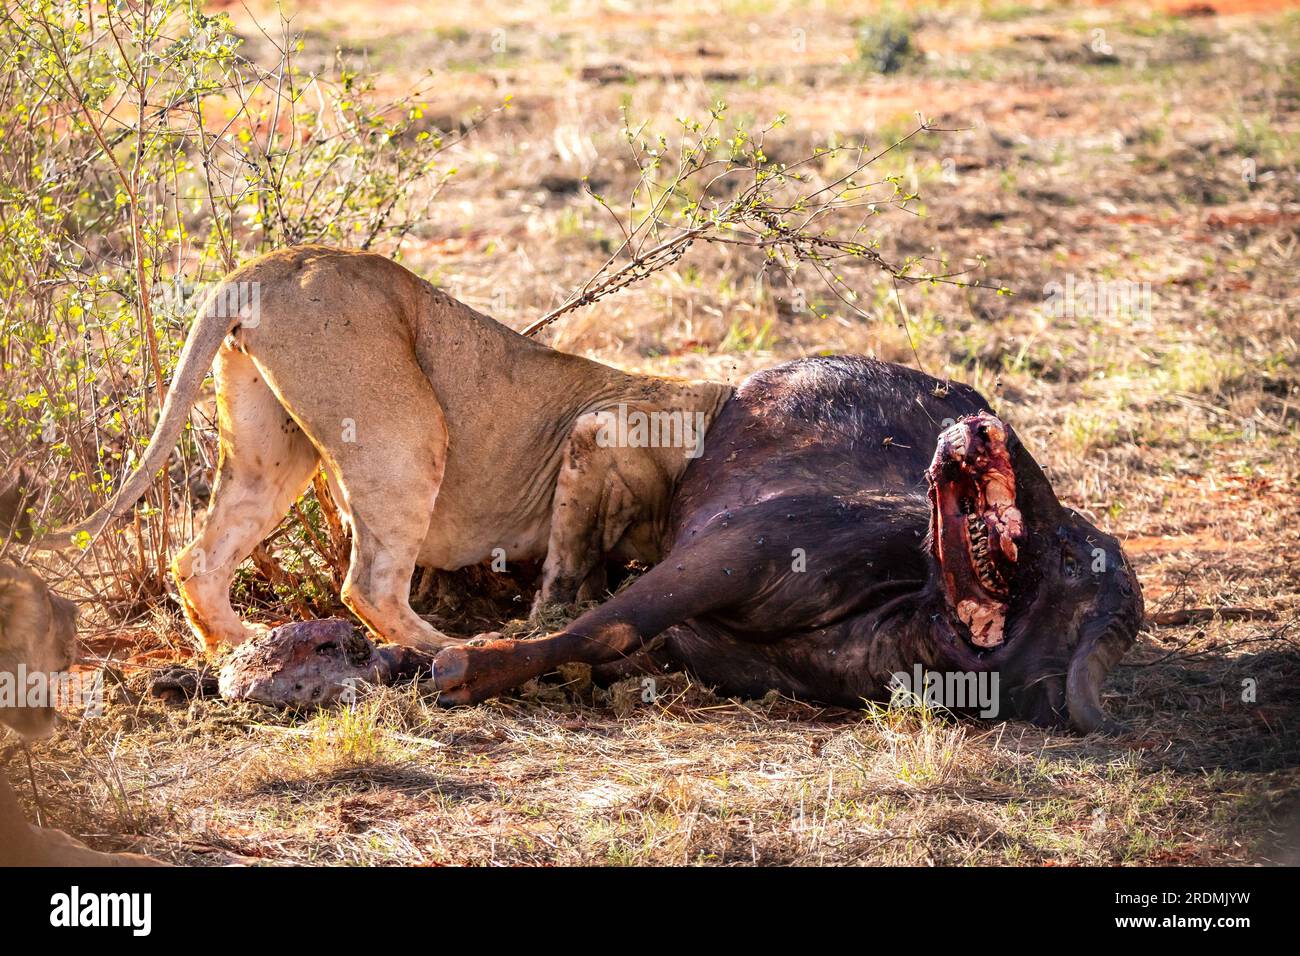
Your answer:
[922,413,1144,733]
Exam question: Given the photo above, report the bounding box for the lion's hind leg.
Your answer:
[327,415,458,651]
[172,347,319,654]
[262,345,458,652]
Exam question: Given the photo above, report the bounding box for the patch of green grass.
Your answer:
[1156,345,1247,395]
[720,317,777,352]
[852,7,918,76]
[981,3,1042,23]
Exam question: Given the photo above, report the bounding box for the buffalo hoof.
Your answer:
[432,639,537,706]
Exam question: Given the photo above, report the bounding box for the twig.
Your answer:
[1146,607,1277,627]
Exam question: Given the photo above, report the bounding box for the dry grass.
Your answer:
[17,662,1295,865]
[5,0,1299,865]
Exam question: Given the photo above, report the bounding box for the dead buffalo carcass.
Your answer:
[432,355,1144,733]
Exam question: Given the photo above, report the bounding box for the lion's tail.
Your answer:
[33,283,243,551]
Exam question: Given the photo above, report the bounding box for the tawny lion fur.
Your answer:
[41,246,733,654]
[1,472,158,865]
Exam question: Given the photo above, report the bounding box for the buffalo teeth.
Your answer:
[965,513,1005,591]
[942,424,968,460]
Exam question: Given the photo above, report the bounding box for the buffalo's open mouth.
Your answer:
[927,413,1024,649]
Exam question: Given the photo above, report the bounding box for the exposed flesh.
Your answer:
[929,414,1023,648]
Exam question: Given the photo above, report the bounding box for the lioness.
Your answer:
[1,470,157,865]
[40,246,733,654]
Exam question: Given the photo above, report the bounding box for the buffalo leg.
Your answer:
[433,548,746,705]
